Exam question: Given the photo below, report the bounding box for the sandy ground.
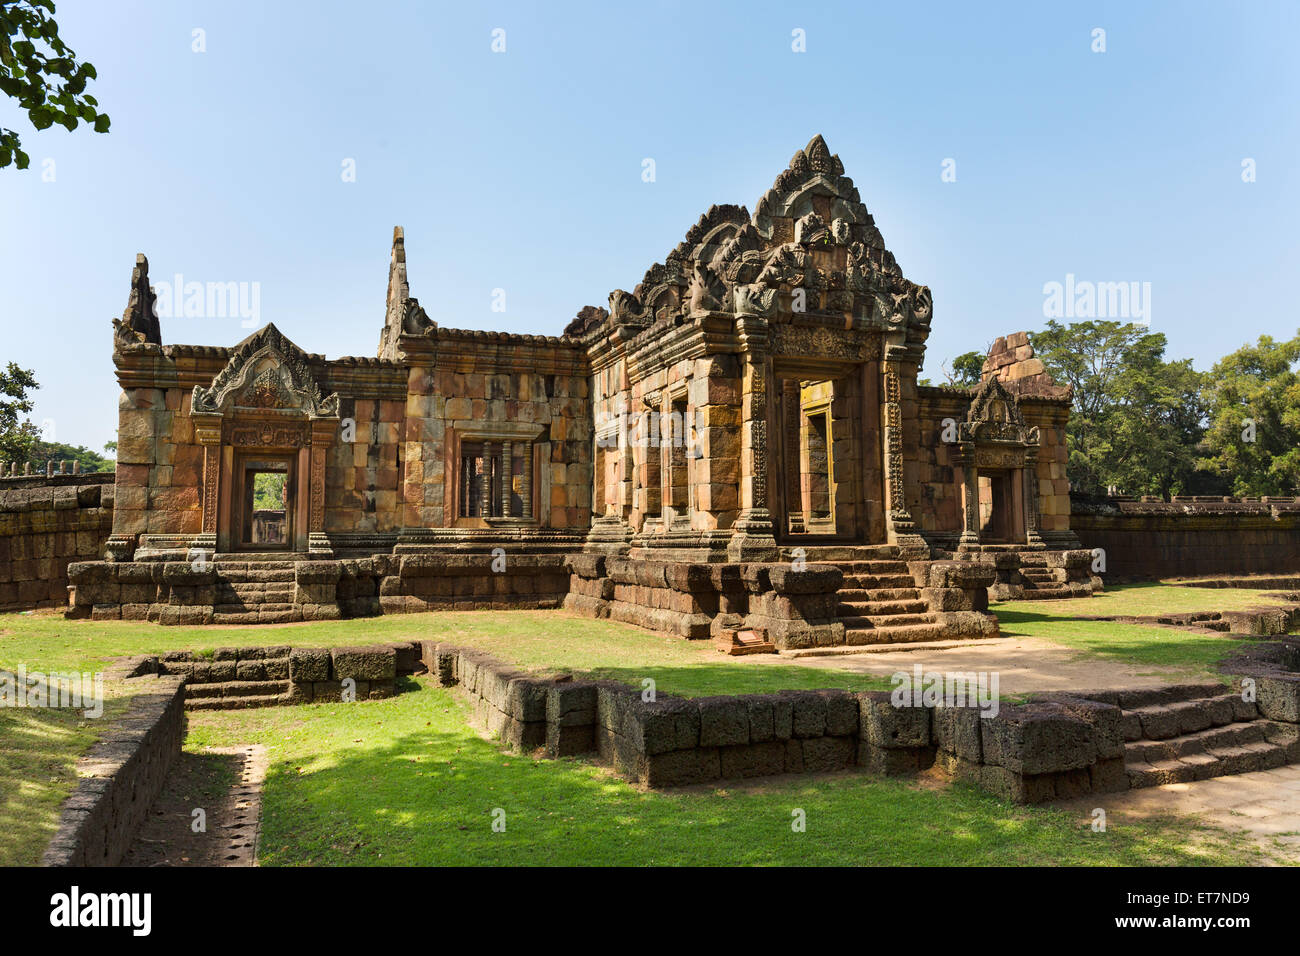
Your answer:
[1055,764,1300,863]
[760,635,1193,694]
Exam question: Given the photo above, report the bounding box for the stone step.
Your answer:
[844,622,949,645]
[837,587,921,602]
[1126,736,1298,788]
[840,612,937,629]
[1126,721,1268,763]
[780,637,1010,658]
[833,560,912,573]
[186,693,290,711]
[217,571,297,584]
[837,599,930,616]
[1123,695,1251,741]
[1016,586,1078,600]
[1107,682,1235,711]
[185,679,290,699]
[841,574,917,590]
[793,545,902,561]
[216,587,295,599]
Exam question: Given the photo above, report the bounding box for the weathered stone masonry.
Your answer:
[66,136,1111,637]
[0,472,113,610]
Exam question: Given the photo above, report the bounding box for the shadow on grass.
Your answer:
[203,683,1262,867]
[993,608,1264,677]
[0,699,126,866]
[538,663,895,698]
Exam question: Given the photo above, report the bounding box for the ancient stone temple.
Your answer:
[68,135,1096,645]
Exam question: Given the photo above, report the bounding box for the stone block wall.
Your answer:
[591,349,743,537]
[400,331,592,532]
[1072,497,1300,579]
[564,554,845,647]
[0,473,114,610]
[426,642,1124,802]
[914,386,1073,544]
[325,394,406,535]
[67,552,570,625]
[124,641,420,709]
[41,673,186,866]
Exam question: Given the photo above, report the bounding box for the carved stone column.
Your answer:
[520,442,534,521]
[958,452,981,551]
[782,379,805,534]
[478,443,493,518]
[192,414,223,556]
[500,440,513,518]
[881,342,929,558]
[728,316,778,562]
[1023,447,1044,548]
[308,418,337,554]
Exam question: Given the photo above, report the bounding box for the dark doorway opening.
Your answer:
[238,457,293,550]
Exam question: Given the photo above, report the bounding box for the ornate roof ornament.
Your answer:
[112,254,162,352]
[592,135,932,343]
[192,322,340,418]
[378,226,436,359]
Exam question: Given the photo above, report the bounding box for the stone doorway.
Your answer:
[979,470,1017,544]
[234,456,295,551]
[773,373,868,541]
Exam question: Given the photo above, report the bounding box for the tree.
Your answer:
[945,350,985,388]
[1200,333,1300,496]
[0,0,110,170]
[0,361,40,461]
[1030,320,1209,496]
[29,439,114,473]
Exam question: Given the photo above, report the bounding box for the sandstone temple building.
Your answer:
[65,136,1099,647]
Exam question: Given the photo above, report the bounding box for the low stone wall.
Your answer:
[423,642,1124,802]
[66,552,568,625]
[564,555,845,648]
[41,673,186,866]
[1072,497,1300,580]
[1221,638,1300,721]
[0,473,114,610]
[125,641,421,708]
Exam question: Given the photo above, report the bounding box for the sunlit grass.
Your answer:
[185,679,1274,867]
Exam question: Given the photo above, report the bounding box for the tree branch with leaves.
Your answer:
[0,0,109,170]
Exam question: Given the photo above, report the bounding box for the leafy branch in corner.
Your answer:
[0,0,110,170]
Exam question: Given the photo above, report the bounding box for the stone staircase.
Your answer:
[1115,683,1300,788]
[799,545,946,645]
[1016,553,1075,599]
[177,647,296,711]
[212,560,299,624]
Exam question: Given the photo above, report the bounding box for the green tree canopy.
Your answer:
[946,350,985,388]
[0,362,40,461]
[1030,320,1211,497]
[0,0,110,169]
[1199,333,1300,496]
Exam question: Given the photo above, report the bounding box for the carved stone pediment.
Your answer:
[192,323,340,419]
[959,375,1038,446]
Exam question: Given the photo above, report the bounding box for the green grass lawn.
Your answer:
[5,582,1287,867]
[0,685,129,866]
[185,678,1273,866]
[0,608,893,698]
[991,582,1288,682]
[992,609,1252,681]
[1015,582,1294,617]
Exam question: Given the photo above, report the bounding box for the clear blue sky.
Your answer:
[2,0,1297,452]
